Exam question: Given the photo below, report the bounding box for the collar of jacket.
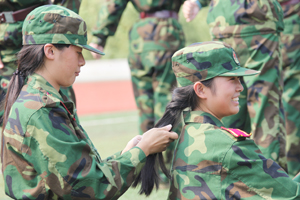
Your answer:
[28,73,75,114]
[183,110,224,127]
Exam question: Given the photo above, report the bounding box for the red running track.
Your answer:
[73,80,137,116]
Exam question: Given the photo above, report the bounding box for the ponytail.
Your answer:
[1,45,44,129]
[1,44,70,130]
[133,78,215,196]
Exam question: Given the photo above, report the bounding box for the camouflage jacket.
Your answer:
[168,110,300,199]
[197,0,284,39]
[1,73,146,199]
[92,0,185,52]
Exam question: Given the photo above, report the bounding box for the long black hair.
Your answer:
[132,78,215,195]
[1,44,70,130]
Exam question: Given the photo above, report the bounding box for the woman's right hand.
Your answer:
[137,124,178,156]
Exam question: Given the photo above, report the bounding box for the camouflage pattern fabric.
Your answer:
[1,73,146,199]
[0,0,82,125]
[128,16,185,134]
[168,110,300,200]
[281,2,300,177]
[93,0,185,135]
[93,0,186,167]
[196,0,287,170]
[172,41,259,87]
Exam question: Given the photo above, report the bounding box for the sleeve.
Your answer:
[91,0,129,47]
[223,139,300,199]
[22,109,146,199]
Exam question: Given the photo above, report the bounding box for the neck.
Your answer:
[193,105,222,121]
[35,68,60,91]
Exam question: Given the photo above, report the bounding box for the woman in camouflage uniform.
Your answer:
[157,41,300,199]
[183,0,287,172]
[0,5,178,199]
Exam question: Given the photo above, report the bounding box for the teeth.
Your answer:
[232,97,239,101]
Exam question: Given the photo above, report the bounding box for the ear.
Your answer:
[44,44,56,60]
[194,82,207,99]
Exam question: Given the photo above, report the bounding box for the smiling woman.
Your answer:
[135,41,300,199]
[0,5,178,200]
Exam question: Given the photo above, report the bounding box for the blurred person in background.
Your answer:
[182,0,287,171]
[280,0,300,177]
[89,1,187,174]
[0,0,82,126]
[0,5,178,199]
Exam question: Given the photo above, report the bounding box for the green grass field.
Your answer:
[0,111,170,200]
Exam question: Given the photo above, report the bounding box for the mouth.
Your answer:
[232,97,239,102]
[75,71,80,76]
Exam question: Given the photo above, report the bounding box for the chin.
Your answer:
[231,109,239,116]
[61,83,73,88]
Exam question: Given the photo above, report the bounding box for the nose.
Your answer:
[79,54,85,67]
[237,79,244,92]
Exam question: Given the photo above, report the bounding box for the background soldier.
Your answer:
[280,0,300,177]
[89,0,186,171]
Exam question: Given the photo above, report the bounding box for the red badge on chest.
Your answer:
[221,127,251,138]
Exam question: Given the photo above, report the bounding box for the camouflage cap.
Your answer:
[172,41,259,87]
[22,5,104,55]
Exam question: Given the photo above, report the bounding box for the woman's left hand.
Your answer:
[121,135,143,155]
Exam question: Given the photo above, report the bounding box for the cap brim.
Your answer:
[77,44,105,55]
[219,67,260,77]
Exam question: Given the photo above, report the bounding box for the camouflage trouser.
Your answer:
[281,3,300,177]
[220,32,287,171]
[128,49,181,163]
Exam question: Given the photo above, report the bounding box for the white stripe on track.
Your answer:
[80,116,138,127]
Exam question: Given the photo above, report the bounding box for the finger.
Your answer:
[160,124,172,131]
[168,131,179,140]
[135,135,142,141]
[169,139,175,143]
[0,57,4,69]
[133,135,143,145]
